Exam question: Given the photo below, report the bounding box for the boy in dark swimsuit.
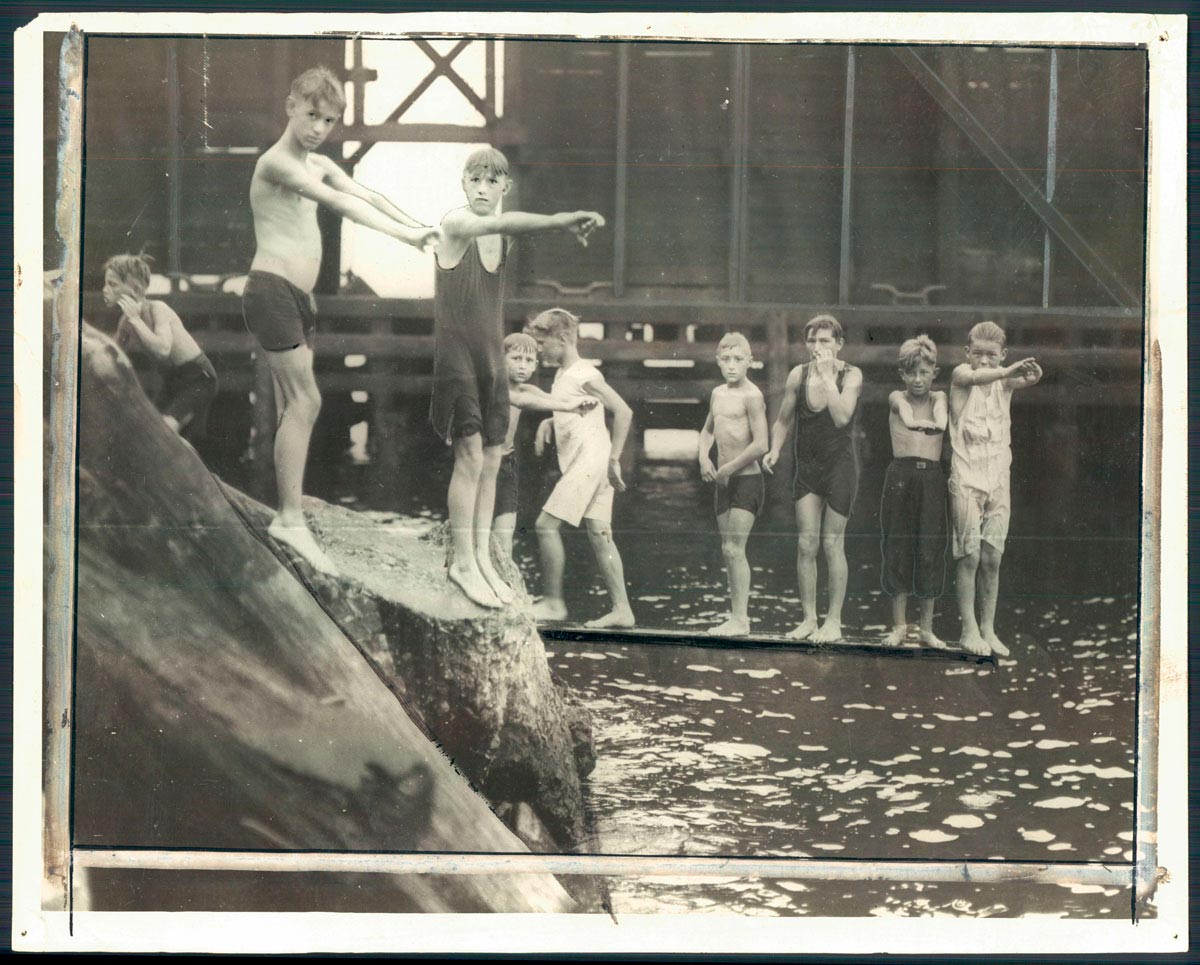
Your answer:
[764,314,863,642]
[103,253,218,445]
[432,147,604,609]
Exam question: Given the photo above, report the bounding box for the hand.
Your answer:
[919,422,943,435]
[534,418,554,457]
[608,457,626,493]
[1006,357,1036,377]
[412,225,442,253]
[573,397,599,411]
[714,465,733,487]
[812,349,838,380]
[699,457,716,483]
[762,449,780,475]
[116,293,144,321]
[1021,360,1043,381]
[568,211,605,247]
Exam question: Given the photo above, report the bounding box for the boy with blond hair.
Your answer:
[948,321,1042,656]
[492,331,598,561]
[880,334,949,648]
[698,332,769,636]
[431,147,605,609]
[243,66,440,575]
[526,308,635,629]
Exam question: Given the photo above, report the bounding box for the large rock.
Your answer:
[70,323,579,913]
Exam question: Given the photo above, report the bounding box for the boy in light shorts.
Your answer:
[527,308,635,629]
[948,321,1042,656]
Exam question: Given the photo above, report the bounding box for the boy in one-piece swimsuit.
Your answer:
[698,332,769,636]
[764,314,863,642]
[431,147,605,609]
[948,321,1042,656]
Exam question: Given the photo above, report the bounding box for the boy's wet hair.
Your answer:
[103,252,154,294]
[898,334,938,371]
[526,307,579,341]
[717,331,752,356]
[503,331,539,356]
[463,146,510,179]
[804,313,844,342]
[290,66,346,113]
[967,320,1007,347]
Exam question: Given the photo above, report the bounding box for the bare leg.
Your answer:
[533,510,568,621]
[447,433,501,608]
[916,596,945,648]
[493,512,517,564]
[473,443,513,604]
[263,346,337,575]
[885,593,909,645]
[787,495,822,639]
[810,504,849,643]
[709,507,754,636]
[955,551,988,654]
[583,517,635,628]
[978,542,1008,655]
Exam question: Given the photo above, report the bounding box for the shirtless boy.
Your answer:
[527,309,635,629]
[763,315,863,642]
[104,252,219,443]
[880,335,949,649]
[431,147,604,609]
[698,332,769,636]
[243,67,440,575]
[948,321,1042,656]
[492,331,598,562]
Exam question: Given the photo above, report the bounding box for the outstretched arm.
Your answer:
[510,383,598,412]
[262,154,439,250]
[443,207,605,245]
[952,357,1037,388]
[315,155,427,229]
[715,393,770,484]
[117,296,173,361]
[698,403,717,482]
[763,366,801,474]
[1007,360,1043,390]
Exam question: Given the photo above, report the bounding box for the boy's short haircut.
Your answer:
[898,334,938,371]
[103,252,153,294]
[527,307,579,342]
[463,146,510,179]
[290,66,346,113]
[717,331,752,355]
[503,331,539,356]
[804,313,844,342]
[967,320,1007,347]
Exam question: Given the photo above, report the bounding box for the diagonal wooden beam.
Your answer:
[414,38,495,123]
[895,46,1139,310]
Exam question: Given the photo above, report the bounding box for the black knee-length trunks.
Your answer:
[241,270,318,351]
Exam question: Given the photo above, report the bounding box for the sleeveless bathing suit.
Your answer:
[791,362,859,518]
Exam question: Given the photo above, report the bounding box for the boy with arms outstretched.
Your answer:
[527,309,635,629]
[243,66,440,575]
[763,315,863,643]
[492,331,598,561]
[431,147,604,609]
[104,252,219,443]
[880,335,949,649]
[948,321,1042,656]
[698,332,769,636]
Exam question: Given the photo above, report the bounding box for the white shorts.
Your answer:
[948,471,1010,559]
[542,456,614,527]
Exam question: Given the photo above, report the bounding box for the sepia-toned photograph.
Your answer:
[15,9,1187,955]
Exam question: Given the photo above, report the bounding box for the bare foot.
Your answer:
[585,608,636,629]
[983,631,1010,657]
[448,562,502,609]
[958,632,990,656]
[810,620,844,644]
[707,618,751,637]
[919,628,948,649]
[532,598,569,622]
[883,625,909,647]
[477,556,515,605]
[786,618,818,641]
[268,519,340,576]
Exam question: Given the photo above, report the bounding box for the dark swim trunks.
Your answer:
[880,457,948,598]
[494,451,520,518]
[430,238,510,448]
[241,270,317,351]
[715,472,766,518]
[159,352,219,442]
[791,362,860,518]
